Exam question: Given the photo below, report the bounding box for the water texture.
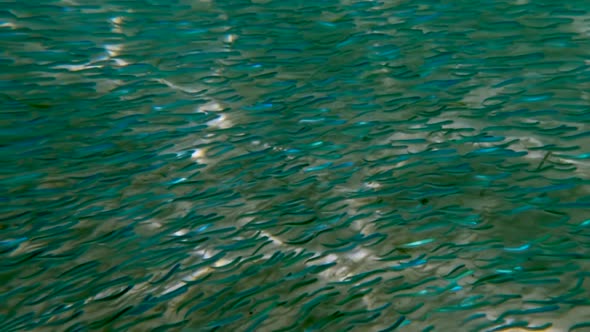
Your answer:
[2,0,590,331]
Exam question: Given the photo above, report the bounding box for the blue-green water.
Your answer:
[2,0,590,331]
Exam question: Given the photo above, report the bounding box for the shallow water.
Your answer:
[2,0,590,331]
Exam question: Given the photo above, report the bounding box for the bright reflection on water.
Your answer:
[2,0,590,331]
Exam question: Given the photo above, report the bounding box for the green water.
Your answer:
[2,0,590,331]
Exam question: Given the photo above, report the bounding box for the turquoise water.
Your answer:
[2,0,590,331]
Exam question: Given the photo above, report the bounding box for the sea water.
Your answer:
[2,0,590,331]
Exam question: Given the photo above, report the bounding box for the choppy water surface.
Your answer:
[2,0,590,331]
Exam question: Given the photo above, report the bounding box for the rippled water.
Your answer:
[2,0,590,331]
